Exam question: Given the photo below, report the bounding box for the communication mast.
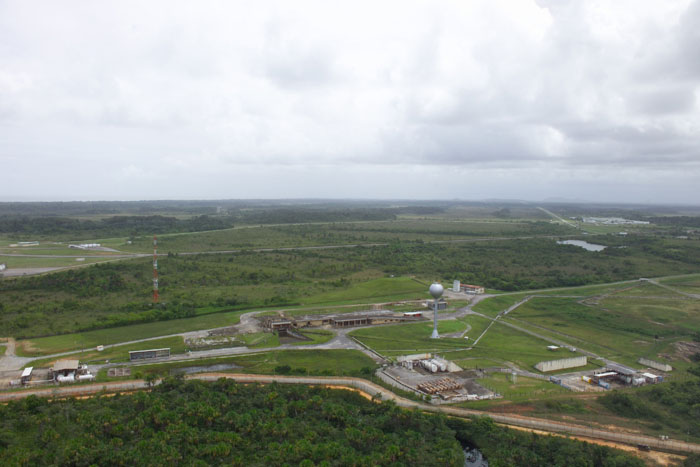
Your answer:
[153,235,159,303]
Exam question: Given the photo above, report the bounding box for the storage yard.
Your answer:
[379,353,497,402]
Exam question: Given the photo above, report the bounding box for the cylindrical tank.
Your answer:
[77,374,95,381]
[598,381,610,389]
[582,376,592,383]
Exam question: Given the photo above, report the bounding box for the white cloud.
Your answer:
[0,0,698,202]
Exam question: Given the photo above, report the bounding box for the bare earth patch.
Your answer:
[672,341,700,362]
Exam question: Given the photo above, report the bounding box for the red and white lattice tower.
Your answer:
[153,235,159,303]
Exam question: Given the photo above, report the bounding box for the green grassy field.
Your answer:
[462,322,588,372]
[472,294,529,317]
[16,309,248,356]
[349,319,471,355]
[127,349,377,378]
[502,293,700,368]
[302,277,429,305]
[476,373,570,401]
[0,255,117,268]
[0,344,5,356]
[26,336,187,368]
[110,219,572,254]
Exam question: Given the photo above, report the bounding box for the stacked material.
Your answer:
[417,377,462,394]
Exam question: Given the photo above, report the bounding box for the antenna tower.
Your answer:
[153,235,159,303]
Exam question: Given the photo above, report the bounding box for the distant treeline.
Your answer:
[0,215,234,238]
[644,216,700,228]
[0,206,444,238]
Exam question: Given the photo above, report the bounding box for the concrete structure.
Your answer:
[642,372,663,384]
[535,356,587,372]
[68,243,101,249]
[638,358,672,372]
[452,280,485,294]
[50,360,91,383]
[606,363,637,376]
[129,348,170,361]
[279,310,424,330]
[263,318,293,333]
[20,367,32,385]
[460,284,485,294]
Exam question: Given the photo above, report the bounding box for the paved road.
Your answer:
[2,373,699,455]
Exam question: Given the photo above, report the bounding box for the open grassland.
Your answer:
[659,274,700,294]
[460,322,588,372]
[3,219,699,346]
[0,255,117,269]
[130,349,377,378]
[26,336,187,368]
[505,294,700,368]
[472,294,529,317]
[16,309,248,356]
[113,219,572,254]
[349,319,472,355]
[609,282,684,298]
[302,277,428,305]
[461,314,493,341]
[475,373,570,402]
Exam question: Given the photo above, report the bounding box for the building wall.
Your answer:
[535,356,587,372]
[638,358,672,372]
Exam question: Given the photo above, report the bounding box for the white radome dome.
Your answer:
[429,283,444,299]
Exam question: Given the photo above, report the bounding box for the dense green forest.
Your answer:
[0,379,463,466]
[447,417,644,467]
[0,378,646,466]
[2,235,700,338]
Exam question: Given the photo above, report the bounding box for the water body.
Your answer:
[464,447,488,466]
[170,363,241,375]
[557,240,606,252]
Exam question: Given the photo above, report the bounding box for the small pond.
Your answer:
[556,240,606,252]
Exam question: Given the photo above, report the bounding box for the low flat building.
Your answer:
[129,348,170,362]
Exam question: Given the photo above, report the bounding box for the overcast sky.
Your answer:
[1,0,699,203]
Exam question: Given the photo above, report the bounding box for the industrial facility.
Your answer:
[261,310,426,334]
[50,360,94,383]
[379,353,496,402]
[451,280,485,294]
[129,348,171,362]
